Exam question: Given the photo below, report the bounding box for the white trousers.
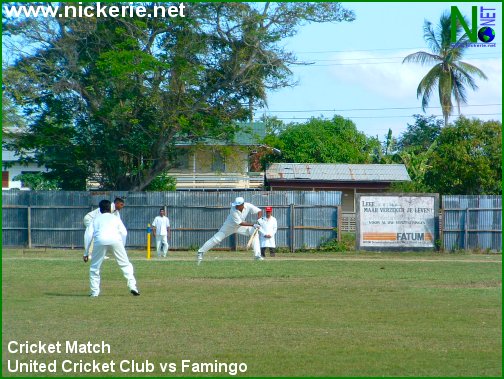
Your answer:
[83,214,94,255]
[155,235,169,257]
[199,224,261,257]
[89,242,137,296]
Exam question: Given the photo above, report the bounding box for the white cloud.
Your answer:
[328,50,502,118]
[328,50,429,102]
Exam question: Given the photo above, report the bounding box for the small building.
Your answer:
[265,163,411,231]
[2,128,49,190]
[169,122,266,190]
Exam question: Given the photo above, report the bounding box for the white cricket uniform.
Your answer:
[83,203,119,254]
[198,202,262,257]
[259,216,277,248]
[152,215,170,257]
[89,213,137,296]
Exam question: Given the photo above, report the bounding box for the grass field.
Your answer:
[2,249,502,377]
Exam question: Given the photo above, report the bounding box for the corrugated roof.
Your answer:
[266,163,411,182]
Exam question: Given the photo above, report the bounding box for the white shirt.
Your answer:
[84,203,120,227]
[152,216,170,236]
[259,216,277,248]
[93,213,127,246]
[225,202,261,227]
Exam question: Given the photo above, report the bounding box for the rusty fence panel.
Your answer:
[442,195,502,252]
[2,191,341,251]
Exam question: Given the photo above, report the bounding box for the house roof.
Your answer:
[176,122,265,147]
[266,163,411,182]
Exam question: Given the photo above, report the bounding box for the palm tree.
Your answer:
[403,11,487,126]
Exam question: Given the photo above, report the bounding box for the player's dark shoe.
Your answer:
[130,289,140,296]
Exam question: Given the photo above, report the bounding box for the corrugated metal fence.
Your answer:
[2,190,342,251]
[442,195,502,251]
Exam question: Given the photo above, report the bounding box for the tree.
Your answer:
[264,116,379,164]
[3,2,355,190]
[424,117,501,195]
[396,115,442,153]
[371,128,399,164]
[403,11,487,126]
[12,172,61,190]
[143,172,177,191]
[388,115,443,192]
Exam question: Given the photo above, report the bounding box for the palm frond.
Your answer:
[417,65,442,110]
[455,61,488,80]
[438,73,453,119]
[422,20,441,53]
[403,51,441,65]
[452,67,477,99]
[438,12,453,50]
[451,73,468,114]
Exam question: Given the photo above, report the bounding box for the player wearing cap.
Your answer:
[196,196,263,264]
[259,206,277,257]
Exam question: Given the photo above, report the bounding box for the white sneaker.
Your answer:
[104,256,110,260]
[197,252,204,265]
[254,256,264,261]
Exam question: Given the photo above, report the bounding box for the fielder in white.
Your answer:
[152,208,171,257]
[83,197,125,258]
[83,199,139,297]
[259,206,277,257]
[197,196,264,263]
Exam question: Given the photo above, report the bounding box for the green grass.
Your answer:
[2,249,502,377]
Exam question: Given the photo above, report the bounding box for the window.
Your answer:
[2,171,8,188]
[211,152,225,172]
[173,149,190,170]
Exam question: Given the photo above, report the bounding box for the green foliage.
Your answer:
[403,12,487,125]
[12,172,60,190]
[319,232,356,252]
[3,3,355,190]
[143,172,177,191]
[397,115,443,153]
[424,117,502,194]
[264,116,379,164]
[2,91,26,129]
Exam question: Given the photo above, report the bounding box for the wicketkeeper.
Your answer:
[197,196,264,263]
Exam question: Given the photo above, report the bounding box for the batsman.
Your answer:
[197,196,264,263]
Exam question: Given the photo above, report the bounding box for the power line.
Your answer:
[265,113,502,121]
[293,55,500,66]
[293,45,502,54]
[257,104,502,114]
[302,53,501,63]
[294,47,429,54]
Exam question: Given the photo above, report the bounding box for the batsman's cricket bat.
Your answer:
[246,228,259,249]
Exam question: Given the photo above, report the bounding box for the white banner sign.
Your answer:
[358,195,436,248]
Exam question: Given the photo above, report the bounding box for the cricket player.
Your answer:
[152,208,171,257]
[259,206,277,257]
[197,196,264,263]
[83,199,139,297]
[83,197,125,258]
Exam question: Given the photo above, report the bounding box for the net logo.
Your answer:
[451,5,496,46]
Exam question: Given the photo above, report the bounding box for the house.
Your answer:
[2,128,49,190]
[169,122,266,190]
[3,122,267,191]
[265,163,411,231]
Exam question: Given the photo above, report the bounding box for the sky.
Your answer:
[2,1,501,141]
[257,2,502,140]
